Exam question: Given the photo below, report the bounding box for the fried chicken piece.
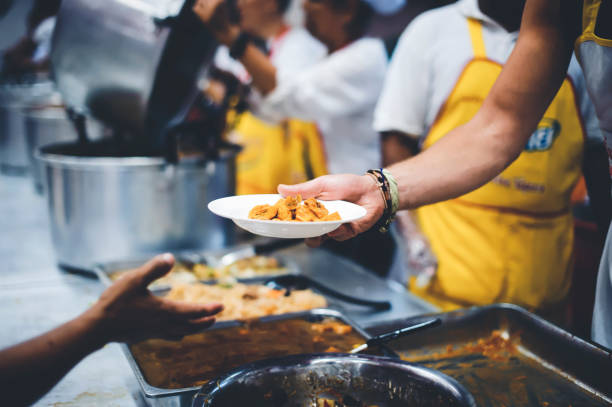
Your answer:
[273,198,293,220]
[295,205,317,222]
[248,204,278,220]
[323,212,341,221]
[303,197,329,219]
[283,195,301,210]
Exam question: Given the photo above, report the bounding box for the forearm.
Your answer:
[389,113,523,209]
[239,43,277,95]
[389,0,573,210]
[0,309,105,406]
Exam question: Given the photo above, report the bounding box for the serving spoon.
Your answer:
[350,317,441,354]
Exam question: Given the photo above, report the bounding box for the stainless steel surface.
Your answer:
[193,353,476,407]
[51,0,217,150]
[123,309,373,406]
[1,174,436,407]
[369,304,612,407]
[25,107,109,193]
[0,81,56,173]
[38,141,237,270]
[208,243,438,328]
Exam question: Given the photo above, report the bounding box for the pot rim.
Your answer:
[35,142,240,169]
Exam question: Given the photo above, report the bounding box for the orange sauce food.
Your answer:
[130,318,364,389]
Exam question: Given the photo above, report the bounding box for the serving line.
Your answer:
[0,174,436,406]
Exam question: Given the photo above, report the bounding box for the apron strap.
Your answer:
[581,0,600,35]
[467,18,486,58]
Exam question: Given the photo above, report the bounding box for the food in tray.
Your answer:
[107,255,287,287]
[217,255,287,279]
[400,329,518,363]
[130,318,365,389]
[165,282,327,321]
[316,398,380,407]
[248,195,341,222]
[109,261,213,288]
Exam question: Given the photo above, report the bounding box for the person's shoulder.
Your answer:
[400,3,464,45]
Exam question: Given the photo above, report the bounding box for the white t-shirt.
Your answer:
[253,37,388,175]
[374,0,601,144]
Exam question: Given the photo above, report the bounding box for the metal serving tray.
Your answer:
[367,303,612,407]
[93,251,299,289]
[122,309,373,407]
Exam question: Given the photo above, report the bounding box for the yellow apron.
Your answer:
[230,113,328,195]
[410,18,585,311]
[225,26,328,195]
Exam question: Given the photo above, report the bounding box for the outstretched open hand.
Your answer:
[89,254,223,343]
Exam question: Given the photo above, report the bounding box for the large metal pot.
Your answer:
[24,107,109,193]
[37,140,239,270]
[0,80,56,173]
[193,353,477,407]
[51,0,218,152]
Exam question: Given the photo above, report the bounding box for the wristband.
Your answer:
[382,168,399,215]
[229,32,250,59]
[366,168,397,233]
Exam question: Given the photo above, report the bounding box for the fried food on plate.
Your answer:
[248,196,341,222]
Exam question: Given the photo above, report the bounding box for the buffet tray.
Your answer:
[123,309,373,407]
[93,251,299,289]
[367,303,612,407]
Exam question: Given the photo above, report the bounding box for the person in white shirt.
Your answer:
[194,0,403,175]
[372,0,606,322]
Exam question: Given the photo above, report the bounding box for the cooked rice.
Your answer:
[165,283,327,321]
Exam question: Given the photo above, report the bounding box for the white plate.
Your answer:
[208,194,367,238]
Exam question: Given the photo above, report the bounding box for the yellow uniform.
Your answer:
[412,19,586,312]
[230,112,327,195]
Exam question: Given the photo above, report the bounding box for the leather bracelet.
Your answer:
[366,169,396,233]
[229,31,250,59]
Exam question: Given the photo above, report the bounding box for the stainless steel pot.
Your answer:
[24,107,109,193]
[0,81,56,173]
[37,141,239,270]
[193,353,477,407]
[51,0,218,151]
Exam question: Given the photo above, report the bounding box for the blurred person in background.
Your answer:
[194,0,404,277]
[2,0,61,77]
[373,0,607,324]
[278,0,612,348]
[0,254,223,406]
[209,0,329,195]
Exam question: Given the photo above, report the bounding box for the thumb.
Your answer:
[135,253,175,289]
[278,178,324,199]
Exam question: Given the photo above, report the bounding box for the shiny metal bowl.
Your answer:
[192,353,477,407]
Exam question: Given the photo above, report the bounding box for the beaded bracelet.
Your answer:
[366,168,398,233]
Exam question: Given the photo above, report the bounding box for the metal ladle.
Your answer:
[350,317,442,354]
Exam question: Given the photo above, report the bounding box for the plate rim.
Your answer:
[208,194,367,224]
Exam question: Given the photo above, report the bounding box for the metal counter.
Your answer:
[0,174,434,406]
